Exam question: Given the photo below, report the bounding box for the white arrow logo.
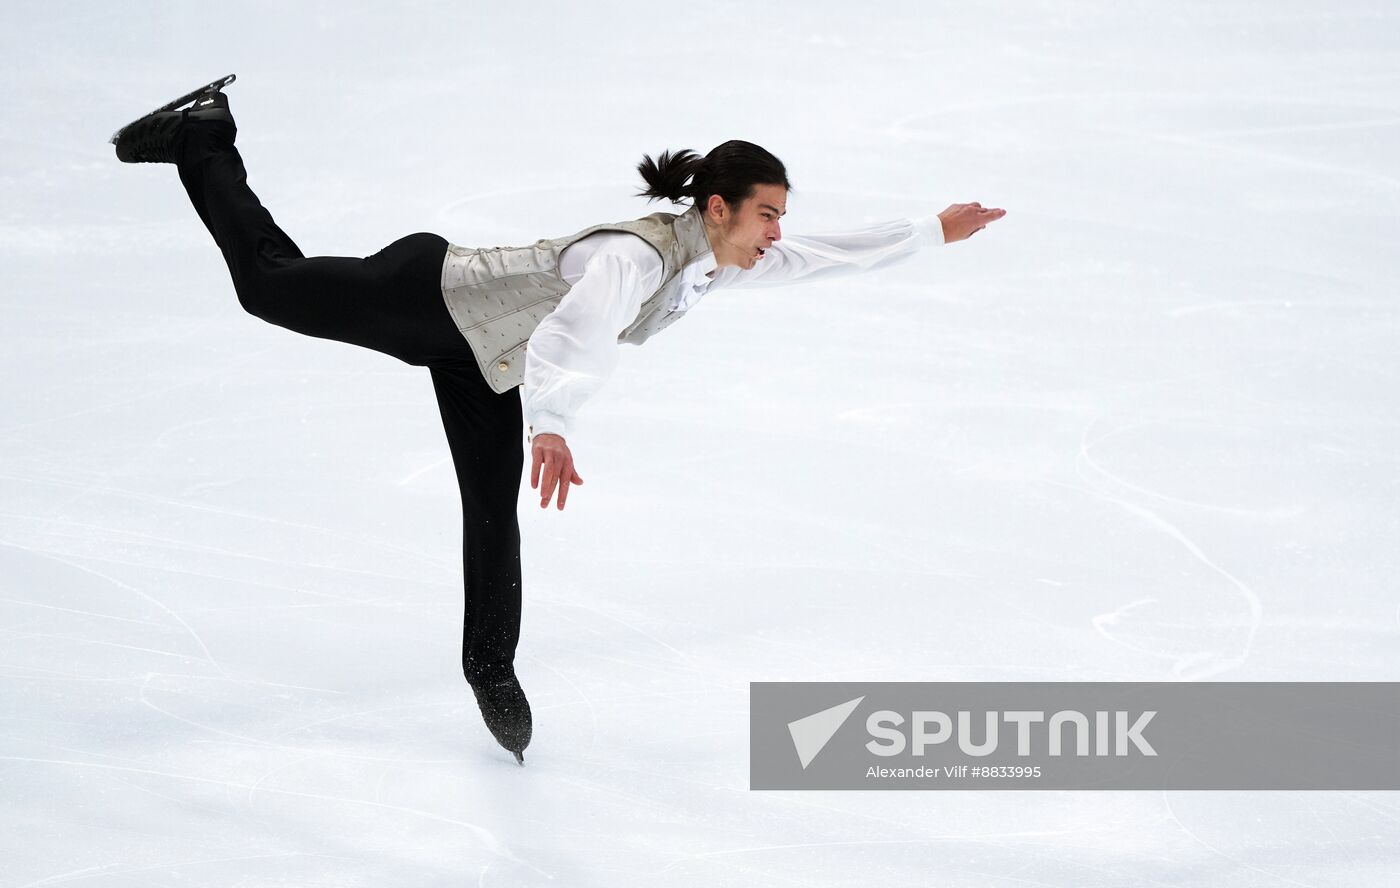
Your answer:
[787,696,865,768]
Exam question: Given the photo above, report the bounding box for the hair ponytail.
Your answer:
[634,148,705,204]
[635,140,792,210]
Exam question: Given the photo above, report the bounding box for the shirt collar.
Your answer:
[696,250,718,280]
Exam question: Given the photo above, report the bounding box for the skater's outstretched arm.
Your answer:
[720,202,1006,290]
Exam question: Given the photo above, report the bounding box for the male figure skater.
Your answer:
[112,77,1007,764]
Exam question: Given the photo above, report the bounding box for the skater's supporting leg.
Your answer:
[429,365,526,685]
[174,119,471,367]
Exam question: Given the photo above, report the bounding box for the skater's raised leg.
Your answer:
[172,119,470,366]
[174,117,304,306]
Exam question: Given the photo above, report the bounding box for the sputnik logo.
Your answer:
[787,696,865,768]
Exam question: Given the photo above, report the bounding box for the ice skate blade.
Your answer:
[108,73,236,145]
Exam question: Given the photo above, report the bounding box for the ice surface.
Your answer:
[2,1,1398,885]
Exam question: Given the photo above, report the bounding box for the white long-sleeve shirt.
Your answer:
[521,212,946,439]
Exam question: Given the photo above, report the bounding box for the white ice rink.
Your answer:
[2,1,1398,884]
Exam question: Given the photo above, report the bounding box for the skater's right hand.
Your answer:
[531,433,584,511]
[938,202,1007,243]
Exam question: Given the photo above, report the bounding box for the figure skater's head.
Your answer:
[635,140,792,270]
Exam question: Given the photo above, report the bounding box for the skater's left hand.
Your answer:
[531,433,584,510]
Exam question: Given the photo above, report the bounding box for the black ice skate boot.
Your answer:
[470,672,533,765]
[111,74,237,164]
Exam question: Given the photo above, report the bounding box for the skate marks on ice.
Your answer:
[0,540,232,679]
[654,825,1149,884]
[1073,412,1307,521]
[131,672,477,769]
[0,463,460,601]
[519,591,754,760]
[0,550,548,878]
[1159,790,1400,887]
[1062,411,1264,681]
[0,751,539,881]
[2,851,357,888]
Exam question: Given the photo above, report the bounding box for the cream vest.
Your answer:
[439,203,714,394]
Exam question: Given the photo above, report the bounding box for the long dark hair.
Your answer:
[635,140,793,212]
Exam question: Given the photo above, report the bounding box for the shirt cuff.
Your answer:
[912,214,945,247]
[526,409,570,441]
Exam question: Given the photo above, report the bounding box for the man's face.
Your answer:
[706,183,787,270]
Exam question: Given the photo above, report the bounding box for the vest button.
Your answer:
[497,361,510,371]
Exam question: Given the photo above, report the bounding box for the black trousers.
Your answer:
[175,118,523,685]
